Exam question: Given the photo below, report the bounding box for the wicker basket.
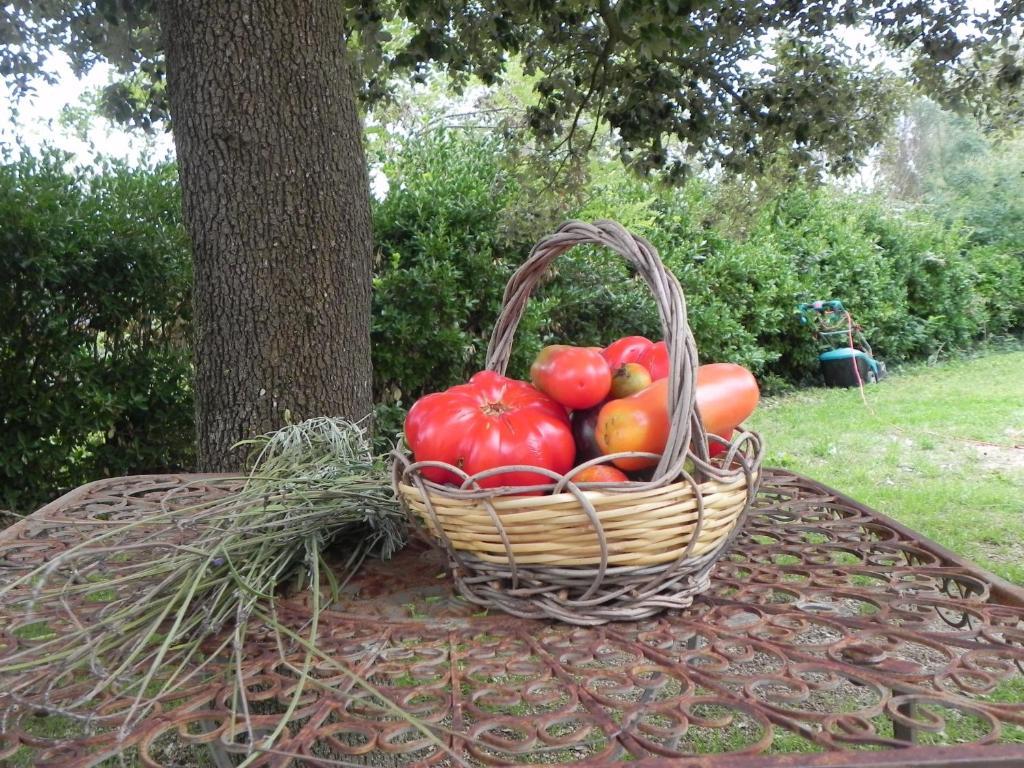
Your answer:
[393,219,763,625]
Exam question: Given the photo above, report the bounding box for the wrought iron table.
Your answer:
[2,469,1023,767]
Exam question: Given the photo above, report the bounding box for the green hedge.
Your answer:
[3,135,1022,509]
[370,131,1024,439]
[0,152,194,512]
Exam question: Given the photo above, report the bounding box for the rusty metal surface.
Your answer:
[1,469,1023,767]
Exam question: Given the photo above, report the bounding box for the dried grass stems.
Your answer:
[0,418,465,763]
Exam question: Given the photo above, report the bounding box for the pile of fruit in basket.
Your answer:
[404,336,759,489]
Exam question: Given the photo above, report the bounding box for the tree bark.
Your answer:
[157,0,373,471]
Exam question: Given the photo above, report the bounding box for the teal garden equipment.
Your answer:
[796,300,886,387]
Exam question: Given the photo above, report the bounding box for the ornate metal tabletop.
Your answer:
[2,469,1023,767]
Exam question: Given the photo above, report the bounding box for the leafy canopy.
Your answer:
[2,1,1021,177]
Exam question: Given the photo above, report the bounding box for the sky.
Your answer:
[0,54,175,165]
[0,50,883,197]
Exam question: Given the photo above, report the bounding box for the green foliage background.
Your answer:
[0,151,193,512]
[371,129,1024,435]
[3,128,1022,510]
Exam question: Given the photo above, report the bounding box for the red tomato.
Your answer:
[638,341,670,381]
[405,371,575,488]
[706,427,734,458]
[530,345,611,410]
[602,336,654,371]
[572,465,630,483]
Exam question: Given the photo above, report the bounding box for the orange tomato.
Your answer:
[595,378,670,470]
[595,364,760,469]
[572,465,630,483]
[695,363,759,436]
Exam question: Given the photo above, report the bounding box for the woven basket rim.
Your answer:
[396,472,751,508]
[392,427,763,500]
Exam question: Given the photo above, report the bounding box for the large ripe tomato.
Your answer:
[602,336,654,370]
[638,341,670,381]
[405,371,575,488]
[530,345,611,410]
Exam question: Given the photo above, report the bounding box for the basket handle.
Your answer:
[484,219,708,482]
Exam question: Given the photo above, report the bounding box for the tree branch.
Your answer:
[707,69,761,121]
[598,0,635,46]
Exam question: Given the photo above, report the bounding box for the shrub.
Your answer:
[969,244,1024,334]
[0,151,194,512]
[370,131,570,442]
[370,131,1024,415]
[5,134,1022,505]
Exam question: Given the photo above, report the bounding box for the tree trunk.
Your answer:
[157,0,373,471]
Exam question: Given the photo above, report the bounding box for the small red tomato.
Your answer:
[706,427,734,458]
[530,345,612,410]
[602,335,654,370]
[638,341,670,381]
[573,465,630,483]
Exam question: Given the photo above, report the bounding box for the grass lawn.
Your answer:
[747,348,1024,585]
